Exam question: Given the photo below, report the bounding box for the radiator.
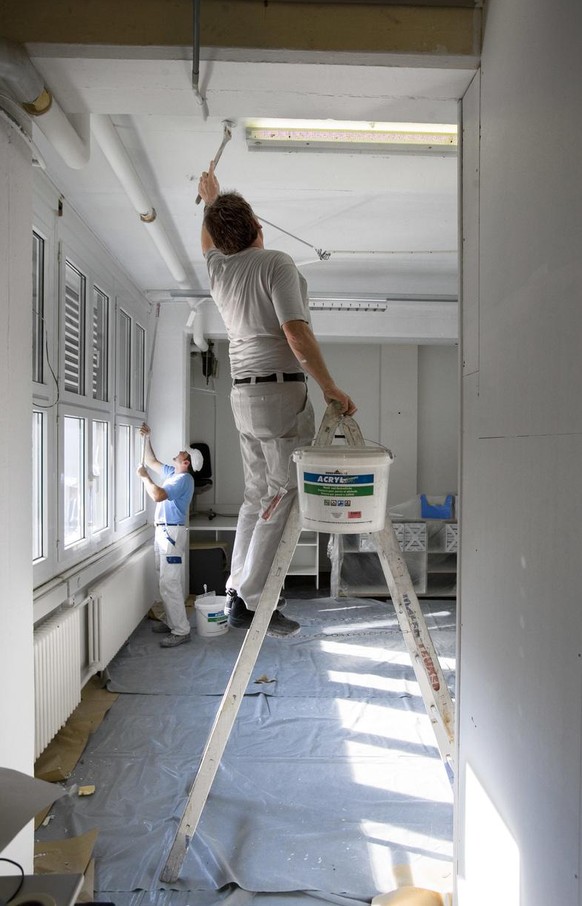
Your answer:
[33,544,155,758]
[34,607,82,759]
[88,544,154,670]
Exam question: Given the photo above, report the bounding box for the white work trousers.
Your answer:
[229,380,315,610]
[154,524,191,635]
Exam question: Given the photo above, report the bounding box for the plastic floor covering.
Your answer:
[35,595,456,905]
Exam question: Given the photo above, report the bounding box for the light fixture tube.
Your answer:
[246,125,457,155]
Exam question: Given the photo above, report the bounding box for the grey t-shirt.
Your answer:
[205,247,311,378]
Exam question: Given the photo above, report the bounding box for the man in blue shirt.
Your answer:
[137,424,202,648]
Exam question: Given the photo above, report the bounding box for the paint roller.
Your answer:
[195,120,233,205]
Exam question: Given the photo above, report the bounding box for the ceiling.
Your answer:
[17,30,478,342]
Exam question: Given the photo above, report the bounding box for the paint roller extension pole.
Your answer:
[195,121,232,205]
[141,302,161,466]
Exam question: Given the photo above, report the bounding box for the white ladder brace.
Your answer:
[160,404,455,883]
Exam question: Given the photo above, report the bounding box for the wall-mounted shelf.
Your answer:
[286,530,319,588]
[189,516,319,586]
[330,519,457,598]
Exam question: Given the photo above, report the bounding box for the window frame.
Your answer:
[91,283,111,403]
[59,244,117,411]
[89,416,110,535]
[62,258,87,397]
[32,209,58,586]
[32,200,152,585]
[32,214,57,404]
[32,230,46,386]
[116,303,148,418]
[32,409,47,564]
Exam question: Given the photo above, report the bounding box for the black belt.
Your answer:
[233,373,306,385]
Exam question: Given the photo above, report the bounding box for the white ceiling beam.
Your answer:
[171,295,459,345]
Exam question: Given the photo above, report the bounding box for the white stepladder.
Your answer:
[160,403,455,884]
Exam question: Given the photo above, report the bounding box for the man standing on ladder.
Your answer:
[198,162,357,638]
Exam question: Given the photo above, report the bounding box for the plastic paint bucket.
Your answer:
[195,595,228,637]
[292,445,394,534]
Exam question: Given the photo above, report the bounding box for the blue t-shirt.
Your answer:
[155,465,194,525]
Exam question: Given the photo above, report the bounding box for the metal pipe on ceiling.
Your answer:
[192,0,208,119]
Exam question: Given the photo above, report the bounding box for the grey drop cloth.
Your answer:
[36,596,455,903]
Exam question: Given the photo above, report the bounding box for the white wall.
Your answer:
[147,301,192,479]
[190,339,457,514]
[417,345,459,495]
[457,2,582,904]
[0,123,35,869]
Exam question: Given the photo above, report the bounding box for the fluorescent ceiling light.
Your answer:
[246,118,457,155]
[309,299,388,312]
[307,293,457,311]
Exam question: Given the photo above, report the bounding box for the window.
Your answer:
[92,287,109,402]
[32,232,45,384]
[116,423,146,523]
[116,424,131,521]
[132,425,145,514]
[90,419,109,533]
[118,310,146,412]
[32,411,45,561]
[118,310,131,409]
[64,262,86,395]
[32,203,152,581]
[134,324,146,412]
[63,415,85,547]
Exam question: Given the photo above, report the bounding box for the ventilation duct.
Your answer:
[91,115,188,286]
[0,38,188,286]
[185,298,212,351]
[0,37,89,169]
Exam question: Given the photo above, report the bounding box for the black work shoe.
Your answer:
[228,596,300,638]
[224,588,238,616]
[224,588,286,615]
[151,621,171,634]
[266,610,300,638]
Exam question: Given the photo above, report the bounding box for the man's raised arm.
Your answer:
[198,160,220,254]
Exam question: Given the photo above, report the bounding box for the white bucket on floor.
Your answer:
[292,445,394,534]
[195,595,228,637]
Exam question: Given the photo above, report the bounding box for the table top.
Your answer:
[189,514,238,530]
